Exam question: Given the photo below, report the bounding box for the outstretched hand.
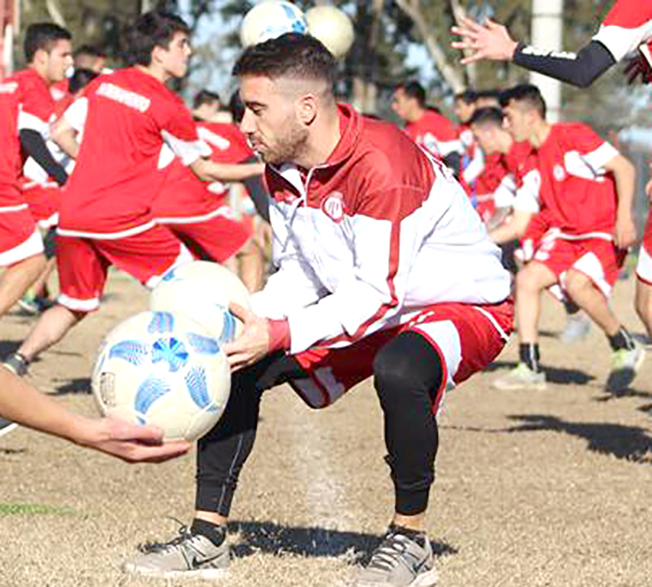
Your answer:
[77,417,191,463]
[451,17,518,65]
[222,302,270,372]
[624,52,652,85]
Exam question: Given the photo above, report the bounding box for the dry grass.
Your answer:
[1,271,652,586]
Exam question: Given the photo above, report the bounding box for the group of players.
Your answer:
[391,78,646,394]
[0,1,650,586]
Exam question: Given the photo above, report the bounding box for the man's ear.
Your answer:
[297,94,318,126]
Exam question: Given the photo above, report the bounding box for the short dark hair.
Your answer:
[233,32,336,90]
[122,11,190,67]
[396,80,426,107]
[469,107,504,127]
[74,44,105,60]
[68,68,99,94]
[500,84,546,118]
[454,89,477,104]
[193,89,222,110]
[24,23,72,63]
[228,90,245,124]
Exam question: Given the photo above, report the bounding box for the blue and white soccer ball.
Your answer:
[150,261,251,343]
[240,1,308,47]
[91,311,231,441]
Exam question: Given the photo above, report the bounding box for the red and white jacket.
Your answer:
[251,105,511,354]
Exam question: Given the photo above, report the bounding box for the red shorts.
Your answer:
[0,207,43,267]
[56,226,192,312]
[160,208,250,263]
[21,183,61,228]
[288,299,513,412]
[532,235,623,297]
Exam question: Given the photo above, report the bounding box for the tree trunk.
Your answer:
[395,0,467,93]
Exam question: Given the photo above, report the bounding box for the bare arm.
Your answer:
[489,209,533,245]
[191,157,265,183]
[0,369,189,463]
[604,153,637,248]
[50,116,80,160]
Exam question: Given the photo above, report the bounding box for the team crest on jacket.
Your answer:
[322,192,345,223]
[553,164,567,182]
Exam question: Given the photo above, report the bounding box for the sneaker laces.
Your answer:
[366,531,413,573]
[139,518,195,554]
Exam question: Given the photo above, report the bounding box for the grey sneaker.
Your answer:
[606,343,644,393]
[0,417,18,438]
[356,527,438,587]
[122,523,229,579]
[2,353,28,377]
[492,363,546,391]
[560,312,591,344]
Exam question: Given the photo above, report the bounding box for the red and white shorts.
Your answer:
[636,215,652,285]
[287,299,513,413]
[532,234,624,298]
[56,225,193,313]
[157,206,250,263]
[0,206,43,267]
[21,182,62,229]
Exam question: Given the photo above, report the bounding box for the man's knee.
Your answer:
[373,332,444,407]
[515,262,552,295]
[564,269,593,299]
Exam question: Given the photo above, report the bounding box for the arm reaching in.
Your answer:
[0,368,190,463]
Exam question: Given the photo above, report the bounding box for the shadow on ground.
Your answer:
[0,340,20,357]
[52,377,91,395]
[228,520,457,562]
[486,361,595,385]
[506,414,652,463]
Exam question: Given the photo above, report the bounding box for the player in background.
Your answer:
[452,0,652,345]
[1,13,263,431]
[391,80,462,177]
[491,85,641,392]
[470,106,592,343]
[153,89,265,292]
[18,68,101,316]
[0,366,190,461]
[0,22,72,320]
[122,33,513,586]
[50,45,108,103]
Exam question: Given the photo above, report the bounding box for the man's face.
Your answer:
[391,88,412,122]
[453,98,475,124]
[41,39,73,83]
[471,124,499,154]
[156,32,191,79]
[502,100,530,143]
[239,75,309,165]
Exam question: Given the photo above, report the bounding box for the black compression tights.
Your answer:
[196,331,444,518]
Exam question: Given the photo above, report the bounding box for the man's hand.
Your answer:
[625,53,652,85]
[451,17,518,65]
[75,417,191,463]
[223,303,271,371]
[614,215,637,249]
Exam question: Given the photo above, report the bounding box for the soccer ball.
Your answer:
[306,5,355,59]
[91,311,231,441]
[240,1,308,47]
[150,261,251,343]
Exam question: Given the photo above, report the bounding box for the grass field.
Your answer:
[1,270,652,586]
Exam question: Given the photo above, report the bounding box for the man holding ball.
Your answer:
[125,33,513,587]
